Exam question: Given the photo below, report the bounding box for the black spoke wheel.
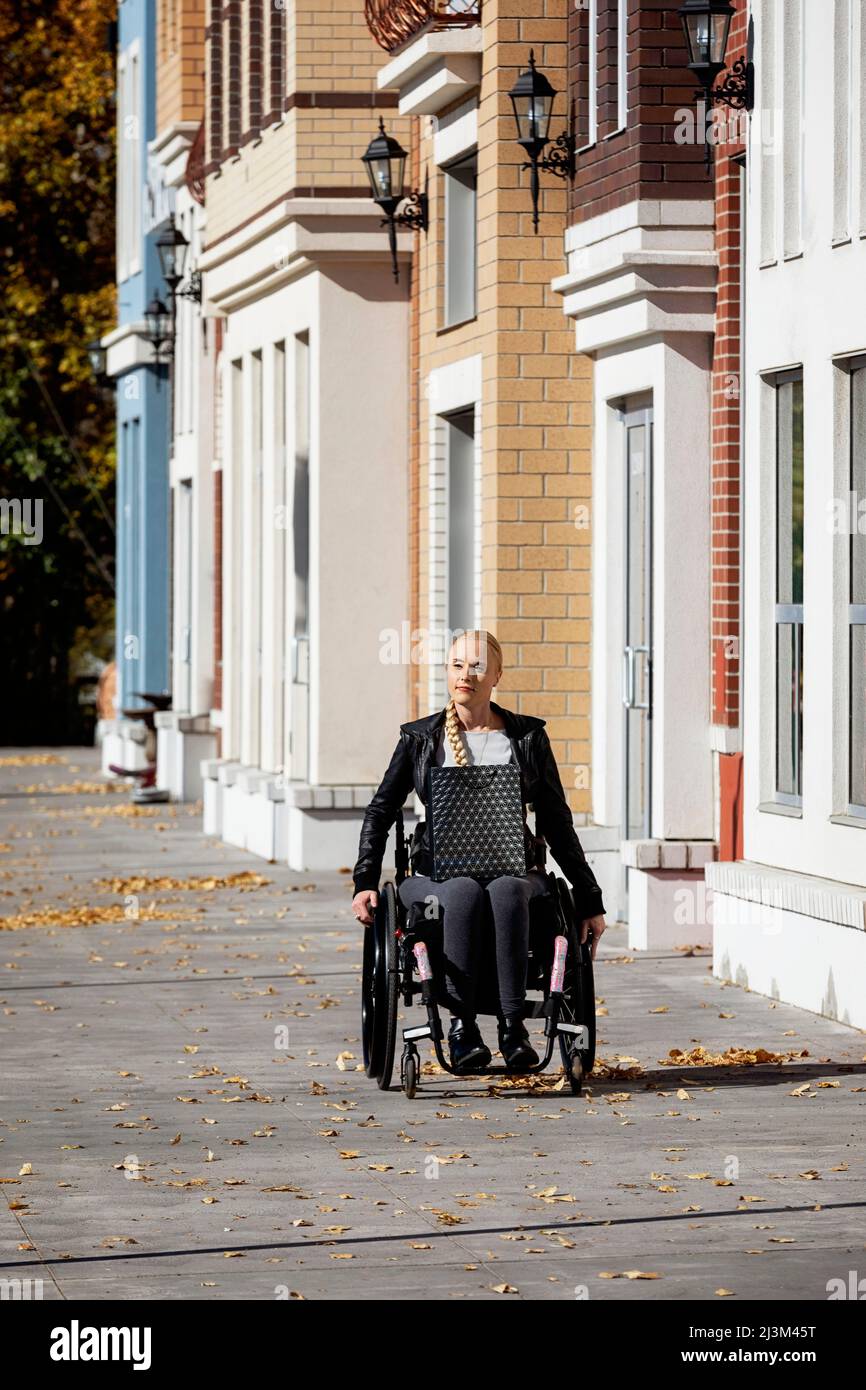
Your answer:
[361,882,400,1088]
[550,876,596,1077]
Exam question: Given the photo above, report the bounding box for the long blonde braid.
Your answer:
[444,630,503,766]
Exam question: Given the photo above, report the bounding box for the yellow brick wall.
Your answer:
[411,0,594,818]
[157,0,206,133]
[200,1,594,817]
[205,0,405,244]
[294,0,385,89]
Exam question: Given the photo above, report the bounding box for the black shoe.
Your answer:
[498,1016,540,1072]
[448,1017,491,1074]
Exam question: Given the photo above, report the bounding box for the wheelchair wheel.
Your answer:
[402,1049,418,1099]
[565,1050,584,1095]
[361,881,399,1089]
[551,877,596,1078]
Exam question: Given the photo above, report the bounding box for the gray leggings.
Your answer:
[397,870,549,1020]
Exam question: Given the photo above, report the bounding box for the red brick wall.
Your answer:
[265,0,284,127]
[568,0,712,224]
[206,0,222,170]
[246,0,263,146]
[711,0,747,860]
[711,0,747,729]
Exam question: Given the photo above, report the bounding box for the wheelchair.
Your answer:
[361,809,596,1099]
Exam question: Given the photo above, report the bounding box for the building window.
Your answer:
[445,407,478,632]
[293,332,310,644]
[251,349,263,768]
[116,42,141,282]
[444,152,477,328]
[274,340,286,772]
[774,370,804,803]
[758,0,777,264]
[588,0,598,145]
[849,361,866,812]
[832,0,853,243]
[617,0,628,131]
[289,331,311,782]
[229,357,243,757]
[781,0,803,258]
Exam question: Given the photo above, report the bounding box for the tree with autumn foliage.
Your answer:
[0,0,116,743]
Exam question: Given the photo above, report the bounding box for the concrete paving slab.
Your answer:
[1,748,864,1301]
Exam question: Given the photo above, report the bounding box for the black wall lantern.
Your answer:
[156,215,202,304]
[361,118,428,283]
[508,51,575,234]
[145,294,172,362]
[678,0,754,167]
[86,337,108,383]
[152,214,201,440]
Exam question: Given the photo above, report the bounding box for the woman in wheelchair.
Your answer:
[351,630,606,1076]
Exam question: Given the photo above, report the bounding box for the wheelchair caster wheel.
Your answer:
[566,1051,583,1096]
[402,1045,419,1100]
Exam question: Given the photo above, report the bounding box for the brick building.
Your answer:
[196,0,412,866]
[102,0,171,776]
[148,0,220,801]
[707,0,866,1027]
[133,1,866,1023]
[364,0,610,907]
[557,0,866,1024]
[555,0,720,941]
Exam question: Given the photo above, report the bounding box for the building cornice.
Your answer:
[199,196,412,312]
[101,320,155,377]
[553,198,718,354]
[376,27,483,116]
[148,120,201,190]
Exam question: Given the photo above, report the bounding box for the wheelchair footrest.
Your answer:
[557,1022,590,1049]
[403,1023,433,1042]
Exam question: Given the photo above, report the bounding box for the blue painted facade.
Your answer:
[113,0,170,712]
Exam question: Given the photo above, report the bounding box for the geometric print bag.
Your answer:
[427,764,530,883]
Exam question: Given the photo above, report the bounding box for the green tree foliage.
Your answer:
[0,0,116,743]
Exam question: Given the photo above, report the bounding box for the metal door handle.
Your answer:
[622,647,636,707]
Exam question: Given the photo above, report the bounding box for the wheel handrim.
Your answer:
[553,880,595,1075]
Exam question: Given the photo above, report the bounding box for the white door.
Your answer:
[621,402,654,917]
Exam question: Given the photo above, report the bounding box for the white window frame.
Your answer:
[844,355,866,816]
[831,0,853,245]
[771,367,805,807]
[427,356,483,711]
[443,149,478,329]
[117,40,142,282]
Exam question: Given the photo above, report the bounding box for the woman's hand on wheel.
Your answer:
[581,913,606,960]
[352,889,378,926]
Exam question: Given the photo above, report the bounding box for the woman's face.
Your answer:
[446,637,502,709]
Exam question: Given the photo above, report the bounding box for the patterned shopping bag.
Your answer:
[427,764,529,882]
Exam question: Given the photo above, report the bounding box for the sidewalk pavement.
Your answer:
[0,747,864,1302]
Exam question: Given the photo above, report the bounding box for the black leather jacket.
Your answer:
[352,701,605,921]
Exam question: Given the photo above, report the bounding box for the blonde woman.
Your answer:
[352,631,606,1074]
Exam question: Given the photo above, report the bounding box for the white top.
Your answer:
[435,725,514,767]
